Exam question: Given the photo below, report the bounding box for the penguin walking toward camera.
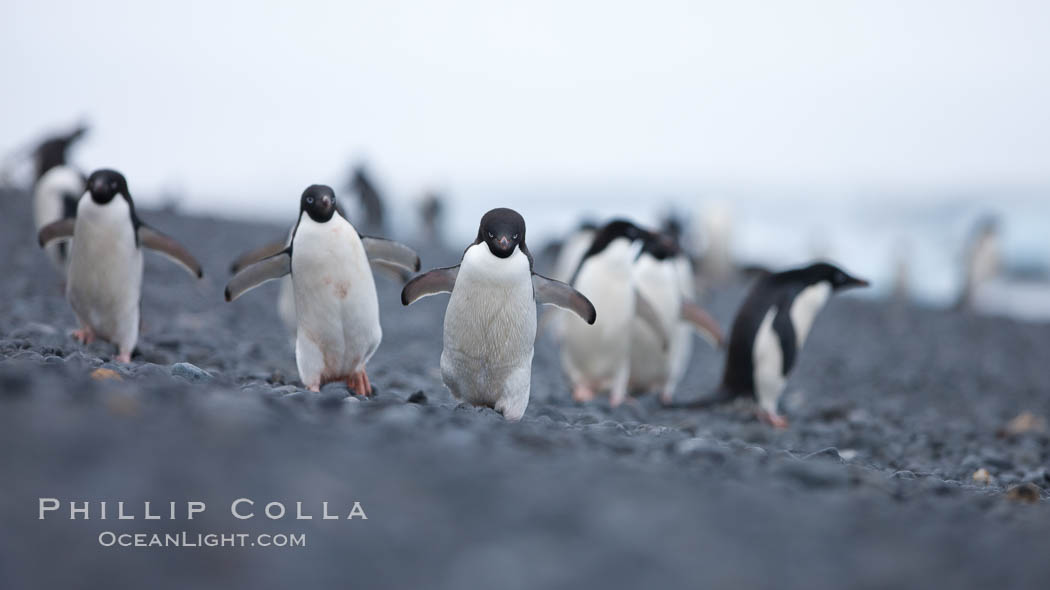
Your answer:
[561,220,670,407]
[225,185,420,394]
[37,169,204,362]
[229,216,419,344]
[701,262,868,428]
[401,208,596,420]
[628,234,724,405]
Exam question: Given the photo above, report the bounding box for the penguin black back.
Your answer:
[33,125,88,181]
[570,219,651,284]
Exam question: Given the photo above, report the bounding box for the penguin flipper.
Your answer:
[225,250,291,302]
[370,259,415,284]
[532,273,596,324]
[38,218,76,247]
[137,225,204,279]
[681,300,724,348]
[360,236,421,273]
[634,289,670,350]
[401,265,459,305]
[229,240,288,274]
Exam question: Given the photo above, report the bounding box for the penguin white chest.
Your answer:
[66,196,143,348]
[441,245,536,419]
[628,256,682,391]
[34,166,84,273]
[562,241,636,389]
[789,281,832,348]
[291,215,381,384]
[752,307,785,414]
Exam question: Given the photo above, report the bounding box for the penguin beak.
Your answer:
[846,276,870,289]
[498,236,510,250]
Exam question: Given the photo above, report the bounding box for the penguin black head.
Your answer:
[476,208,526,259]
[639,232,682,261]
[301,185,337,223]
[86,169,130,205]
[583,219,651,259]
[802,262,870,291]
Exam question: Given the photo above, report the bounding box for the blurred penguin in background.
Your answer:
[32,123,90,275]
[347,164,385,235]
[628,232,723,405]
[419,190,445,246]
[695,202,734,285]
[541,220,598,342]
[33,124,88,182]
[561,220,671,407]
[956,215,1001,311]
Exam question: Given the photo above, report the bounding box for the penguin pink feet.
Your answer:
[757,408,790,429]
[72,328,95,344]
[115,350,132,364]
[348,370,372,396]
[572,385,596,404]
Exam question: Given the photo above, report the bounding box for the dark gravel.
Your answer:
[1,188,1049,589]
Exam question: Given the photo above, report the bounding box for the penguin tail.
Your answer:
[673,385,739,409]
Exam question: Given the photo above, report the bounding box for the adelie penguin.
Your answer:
[31,125,89,275]
[628,233,724,405]
[560,219,671,407]
[225,185,420,394]
[227,204,419,344]
[698,262,868,428]
[401,208,596,421]
[37,169,204,362]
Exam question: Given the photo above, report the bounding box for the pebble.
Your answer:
[1004,483,1043,504]
[170,362,213,382]
[775,459,849,489]
[675,437,728,461]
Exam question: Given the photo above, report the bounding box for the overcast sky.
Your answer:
[2,0,1048,218]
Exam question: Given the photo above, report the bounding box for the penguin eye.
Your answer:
[512,234,519,240]
[307,197,314,204]
[487,232,494,239]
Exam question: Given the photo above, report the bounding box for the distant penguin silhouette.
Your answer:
[33,124,88,182]
[695,262,868,428]
[419,190,445,244]
[31,124,89,274]
[348,164,385,233]
[957,215,1001,311]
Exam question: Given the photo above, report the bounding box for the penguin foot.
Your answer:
[572,385,596,404]
[348,371,373,396]
[115,351,132,364]
[757,408,789,429]
[659,391,674,406]
[306,384,321,393]
[72,329,95,344]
